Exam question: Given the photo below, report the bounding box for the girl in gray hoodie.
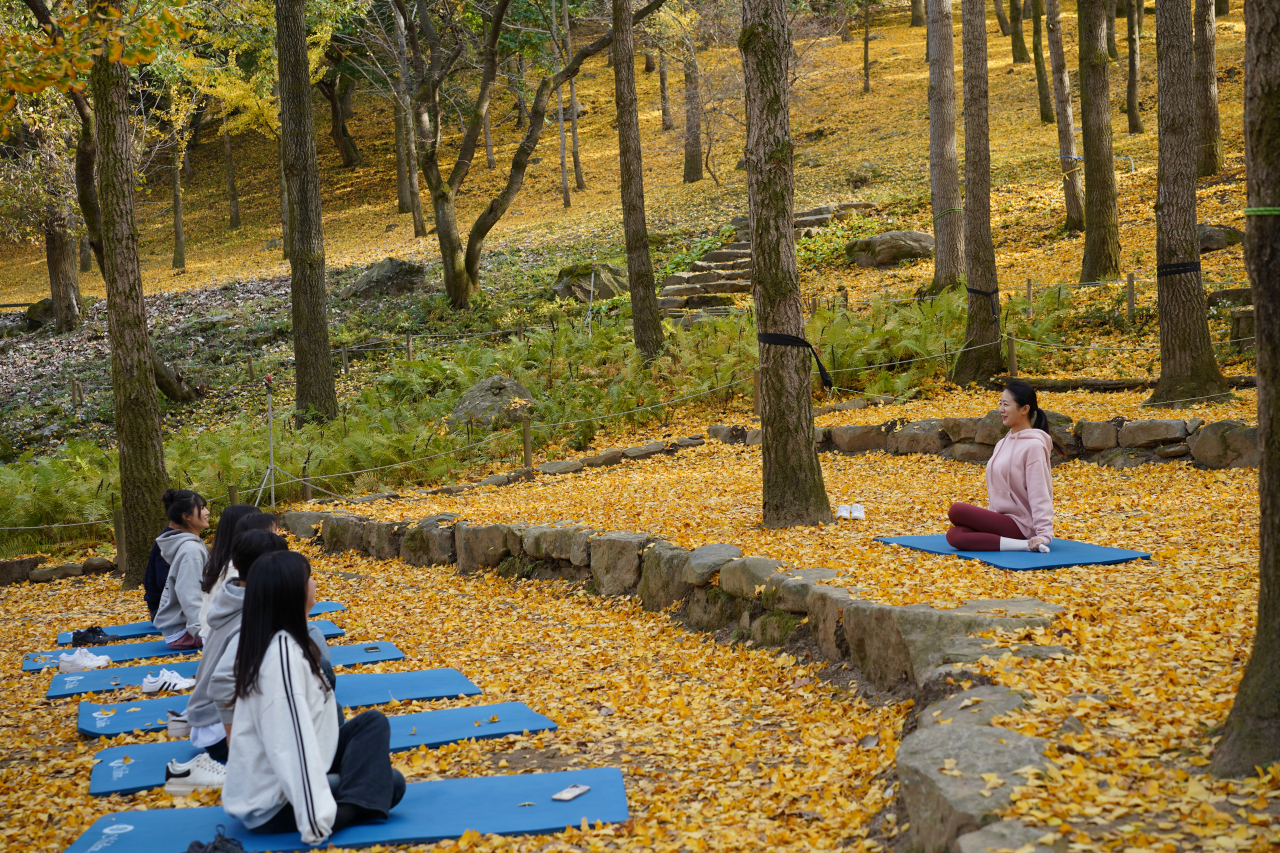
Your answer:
[151,490,210,650]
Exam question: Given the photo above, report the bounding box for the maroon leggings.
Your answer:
[945,502,1025,551]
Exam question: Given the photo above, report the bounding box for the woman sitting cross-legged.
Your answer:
[152,490,211,649]
[946,379,1062,553]
[222,552,405,845]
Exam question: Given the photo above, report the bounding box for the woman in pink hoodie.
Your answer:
[946,380,1062,552]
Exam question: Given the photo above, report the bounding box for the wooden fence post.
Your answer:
[341,345,349,375]
[1007,332,1018,377]
[228,484,238,505]
[522,416,533,469]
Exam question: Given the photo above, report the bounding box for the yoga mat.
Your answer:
[875,535,1152,571]
[56,602,346,645]
[89,702,557,796]
[68,767,628,851]
[77,669,481,736]
[25,621,346,672]
[47,643,405,699]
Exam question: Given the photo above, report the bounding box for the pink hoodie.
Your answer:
[986,428,1054,541]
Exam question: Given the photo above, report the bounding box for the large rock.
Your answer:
[590,533,652,595]
[830,424,890,454]
[281,511,330,541]
[764,567,838,613]
[957,822,1057,853]
[708,425,748,445]
[1117,418,1187,448]
[455,521,518,574]
[888,419,950,455]
[339,257,426,300]
[537,459,584,476]
[30,563,82,582]
[551,263,626,303]
[1206,286,1253,308]
[0,313,31,339]
[24,298,55,328]
[623,441,666,460]
[321,514,370,554]
[364,521,409,560]
[1188,420,1259,469]
[638,542,692,611]
[448,376,533,428]
[1198,223,1245,253]
[686,586,750,631]
[682,544,742,586]
[718,557,785,600]
[582,449,625,467]
[400,515,457,566]
[941,417,979,444]
[751,610,804,646]
[805,585,856,660]
[1076,420,1118,450]
[844,230,935,268]
[948,442,993,464]
[0,556,44,586]
[972,411,1008,446]
[522,523,593,566]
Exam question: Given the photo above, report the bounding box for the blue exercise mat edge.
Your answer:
[875,535,1152,571]
[56,602,346,644]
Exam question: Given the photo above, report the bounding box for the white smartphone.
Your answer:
[551,784,591,801]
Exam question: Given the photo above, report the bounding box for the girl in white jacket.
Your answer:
[221,552,405,846]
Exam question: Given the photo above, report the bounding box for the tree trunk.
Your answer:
[658,53,673,130]
[563,0,585,189]
[683,54,703,182]
[44,212,81,333]
[512,56,529,128]
[1046,0,1085,231]
[277,135,291,259]
[483,111,495,168]
[553,0,571,208]
[276,0,339,423]
[1106,0,1119,59]
[394,98,412,211]
[79,234,92,273]
[1010,0,1031,62]
[390,1,427,236]
[1195,0,1223,176]
[89,55,169,588]
[612,0,664,362]
[644,52,655,72]
[912,0,925,27]
[1032,0,1053,121]
[151,351,199,402]
[223,126,241,228]
[952,0,1004,386]
[172,147,185,270]
[924,0,965,297]
[319,76,363,167]
[863,6,872,92]
[740,0,832,529]
[1125,0,1143,132]
[1079,0,1122,282]
[1136,0,1144,36]
[1146,0,1228,407]
[1210,0,1280,776]
[993,0,1010,36]
[1214,0,1227,17]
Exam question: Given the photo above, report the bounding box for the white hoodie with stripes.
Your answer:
[222,630,339,844]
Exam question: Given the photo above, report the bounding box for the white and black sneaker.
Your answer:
[166,709,191,737]
[164,752,226,795]
[141,669,195,693]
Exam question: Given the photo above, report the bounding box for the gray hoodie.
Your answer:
[186,580,245,729]
[152,530,208,638]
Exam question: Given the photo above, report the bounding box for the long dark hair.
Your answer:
[202,504,261,593]
[236,512,278,535]
[1004,379,1066,457]
[234,551,327,699]
[230,530,289,585]
[162,489,207,527]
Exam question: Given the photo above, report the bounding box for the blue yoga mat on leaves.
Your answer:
[89,702,557,795]
[77,669,481,736]
[68,767,627,851]
[875,535,1152,571]
[55,602,346,645]
[25,621,346,671]
[47,642,405,699]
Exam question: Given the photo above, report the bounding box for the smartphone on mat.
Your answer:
[552,785,590,801]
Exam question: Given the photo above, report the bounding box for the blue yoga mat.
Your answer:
[25,621,346,672]
[68,767,627,851]
[56,602,346,645]
[47,642,405,699]
[875,535,1152,571]
[89,702,557,796]
[78,669,481,736]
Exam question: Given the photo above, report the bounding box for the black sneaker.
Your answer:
[187,827,246,853]
[72,627,110,647]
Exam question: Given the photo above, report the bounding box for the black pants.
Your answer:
[253,710,406,835]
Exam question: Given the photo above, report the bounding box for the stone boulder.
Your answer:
[764,567,838,613]
[581,449,625,467]
[941,417,979,444]
[718,557,784,600]
[805,585,857,660]
[455,521,522,574]
[686,586,750,631]
[1206,287,1253,308]
[1188,420,1259,469]
[522,523,593,566]
[448,376,533,428]
[1118,418,1187,448]
[972,410,1008,446]
[888,419,950,455]
[708,425,748,445]
[682,544,743,586]
[844,230,935,268]
[537,459,584,476]
[623,441,666,460]
[1076,420,1119,451]
[0,556,43,586]
[830,424,890,454]
[24,298,55,329]
[321,514,370,554]
[0,313,30,339]
[82,557,115,575]
[948,442,993,464]
[281,511,330,541]
[1198,223,1245,253]
[750,611,804,646]
[551,263,626,303]
[638,542,692,611]
[339,257,427,300]
[590,532,653,595]
[364,521,409,560]
[30,563,83,582]
[399,515,457,566]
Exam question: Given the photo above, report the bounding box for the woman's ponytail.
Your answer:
[1032,408,1049,433]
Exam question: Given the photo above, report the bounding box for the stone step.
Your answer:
[656,296,688,310]
[687,293,736,309]
[702,280,752,294]
[794,214,832,228]
[795,204,836,219]
[838,201,875,211]
[661,271,695,289]
[659,284,703,298]
[689,258,751,273]
[794,228,819,240]
[722,241,751,251]
[701,249,753,262]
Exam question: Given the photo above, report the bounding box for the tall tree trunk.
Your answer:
[863,5,872,92]
[1214,0,1227,17]
[553,0,570,208]
[911,0,925,27]
[612,0,664,361]
[319,76,364,167]
[952,0,1004,386]
[223,126,241,228]
[1010,0,1031,61]
[1135,0,1143,36]
[394,98,412,212]
[276,0,339,423]
[483,111,495,168]
[1032,0,1053,121]
[1079,0,1122,282]
[512,56,529,128]
[993,0,1010,36]
[1046,0,1084,231]
[683,54,703,182]
[390,0,427,236]
[1211,0,1280,776]
[277,135,291,259]
[740,0,832,529]
[89,55,169,588]
[1125,0,1143,132]
[44,212,81,332]
[658,52,673,130]
[172,148,185,270]
[79,234,92,273]
[563,0,585,189]
[644,52,655,72]
[924,0,965,297]
[1195,0,1223,176]
[1146,0,1228,407]
[1106,0,1118,59]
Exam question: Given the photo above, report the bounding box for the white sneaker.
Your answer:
[166,709,191,737]
[163,752,226,795]
[141,669,195,694]
[58,648,111,672]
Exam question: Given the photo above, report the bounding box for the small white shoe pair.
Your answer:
[58,648,111,672]
[164,752,226,795]
[141,668,196,694]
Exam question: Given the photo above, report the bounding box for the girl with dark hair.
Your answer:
[143,489,185,619]
[222,552,405,845]
[151,490,211,649]
[945,380,1058,553]
[198,505,261,638]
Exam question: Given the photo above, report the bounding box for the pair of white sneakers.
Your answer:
[141,668,196,694]
[58,648,111,672]
[164,752,226,795]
